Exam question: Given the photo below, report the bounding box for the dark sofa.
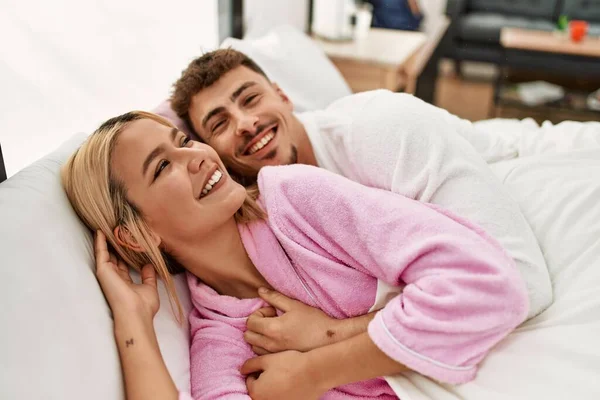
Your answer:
[445,0,600,77]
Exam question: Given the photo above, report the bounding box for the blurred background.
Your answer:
[1,0,599,178]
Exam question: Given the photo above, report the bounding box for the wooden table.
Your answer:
[501,28,600,58]
[493,27,600,123]
[313,16,450,100]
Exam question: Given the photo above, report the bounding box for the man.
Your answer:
[169,48,551,395]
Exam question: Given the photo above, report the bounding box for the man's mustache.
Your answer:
[238,120,278,155]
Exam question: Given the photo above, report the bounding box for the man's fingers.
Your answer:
[245,374,258,394]
[251,345,271,356]
[258,288,297,312]
[240,355,267,375]
[247,312,276,335]
[140,264,157,288]
[244,330,277,352]
[255,306,277,318]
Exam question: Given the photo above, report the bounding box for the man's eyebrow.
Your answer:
[230,81,256,103]
[201,82,257,129]
[142,128,179,177]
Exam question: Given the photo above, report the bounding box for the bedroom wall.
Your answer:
[0,0,219,177]
[243,0,309,38]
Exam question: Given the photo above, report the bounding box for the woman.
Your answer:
[62,111,528,400]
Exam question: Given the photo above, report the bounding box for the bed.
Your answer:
[1,25,599,400]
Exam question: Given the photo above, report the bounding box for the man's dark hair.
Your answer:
[171,48,269,134]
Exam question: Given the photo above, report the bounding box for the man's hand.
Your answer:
[244,288,338,354]
[241,351,326,400]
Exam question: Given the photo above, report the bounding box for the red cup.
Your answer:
[569,20,589,42]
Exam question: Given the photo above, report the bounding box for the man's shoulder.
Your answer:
[327,89,417,112]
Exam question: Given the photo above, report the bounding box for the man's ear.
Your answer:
[272,83,294,110]
[114,225,161,253]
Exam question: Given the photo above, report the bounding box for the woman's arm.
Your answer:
[113,313,178,400]
[187,310,255,400]
[94,231,179,400]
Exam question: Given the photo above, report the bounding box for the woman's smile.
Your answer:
[200,168,225,199]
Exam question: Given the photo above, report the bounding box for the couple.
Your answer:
[62,49,548,400]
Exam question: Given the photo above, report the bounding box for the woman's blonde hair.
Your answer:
[62,111,264,321]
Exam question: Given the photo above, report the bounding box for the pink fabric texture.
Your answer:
[183,165,528,399]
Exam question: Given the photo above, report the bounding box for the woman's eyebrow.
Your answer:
[141,128,178,177]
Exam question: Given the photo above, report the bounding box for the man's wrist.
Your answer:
[303,331,407,391]
[331,312,376,343]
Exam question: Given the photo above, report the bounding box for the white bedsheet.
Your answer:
[472,118,600,162]
[387,146,600,399]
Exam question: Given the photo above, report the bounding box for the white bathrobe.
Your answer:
[296,89,551,319]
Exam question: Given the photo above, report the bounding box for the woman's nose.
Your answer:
[187,154,206,174]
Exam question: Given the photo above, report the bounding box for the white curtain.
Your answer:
[0,0,219,177]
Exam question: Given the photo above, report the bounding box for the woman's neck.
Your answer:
[172,218,270,299]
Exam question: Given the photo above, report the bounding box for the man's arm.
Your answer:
[244,288,375,354]
[308,332,407,389]
[241,331,408,400]
[258,164,528,384]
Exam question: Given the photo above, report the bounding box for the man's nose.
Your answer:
[235,113,259,137]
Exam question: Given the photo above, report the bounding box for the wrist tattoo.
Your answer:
[125,338,134,347]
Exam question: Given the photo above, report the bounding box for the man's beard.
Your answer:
[287,145,298,165]
[233,145,298,187]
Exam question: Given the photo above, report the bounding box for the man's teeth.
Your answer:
[201,170,223,197]
[248,131,275,155]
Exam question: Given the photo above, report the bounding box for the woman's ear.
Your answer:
[113,225,161,253]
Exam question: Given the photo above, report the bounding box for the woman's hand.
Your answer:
[94,230,159,323]
[244,288,338,354]
[241,351,326,400]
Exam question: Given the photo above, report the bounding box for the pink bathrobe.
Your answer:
[180,165,528,399]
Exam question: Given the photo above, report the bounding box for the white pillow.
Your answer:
[0,133,192,399]
[221,25,351,113]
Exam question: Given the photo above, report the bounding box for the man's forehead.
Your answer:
[193,67,269,103]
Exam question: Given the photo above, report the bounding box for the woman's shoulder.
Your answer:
[256,164,354,207]
[257,163,329,183]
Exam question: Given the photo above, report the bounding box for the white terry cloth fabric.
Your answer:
[474,118,600,161]
[296,90,551,319]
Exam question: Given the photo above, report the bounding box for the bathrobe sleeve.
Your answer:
[258,164,529,384]
[185,308,254,399]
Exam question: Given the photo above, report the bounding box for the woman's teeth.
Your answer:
[201,170,223,198]
[248,131,275,155]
